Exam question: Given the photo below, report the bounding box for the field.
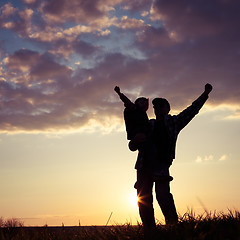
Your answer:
[1,210,240,240]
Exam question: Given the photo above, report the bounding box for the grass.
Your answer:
[0,210,240,240]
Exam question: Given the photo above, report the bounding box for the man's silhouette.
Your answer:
[129,84,213,237]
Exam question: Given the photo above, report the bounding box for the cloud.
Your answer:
[219,154,228,162]
[0,50,128,132]
[0,4,33,37]
[0,0,240,133]
[137,25,175,47]
[3,49,72,84]
[121,0,152,13]
[196,154,229,163]
[196,155,214,163]
[150,0,240,39]
[224,109,240,120]
[0,3,16,18]
[39,0,120,25]
[40,0,102,24]
[116,16,146,29]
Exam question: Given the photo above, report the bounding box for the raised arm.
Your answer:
[204,83,213,95]
[114,86,134,108]
[176,83,213,131]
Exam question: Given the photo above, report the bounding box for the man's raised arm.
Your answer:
[204,83,213,96]
[176,83,213,131]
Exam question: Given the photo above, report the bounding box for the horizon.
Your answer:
[1,208,240,227]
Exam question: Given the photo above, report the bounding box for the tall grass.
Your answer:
[0,217,24,228]
[0,210,240,240]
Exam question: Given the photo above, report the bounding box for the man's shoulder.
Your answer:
[149,115,174,121]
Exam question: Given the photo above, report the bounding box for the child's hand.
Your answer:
[114,86,120,94]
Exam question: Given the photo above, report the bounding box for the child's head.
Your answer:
[135,97,149,111]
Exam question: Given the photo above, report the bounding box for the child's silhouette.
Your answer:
[114,86,149,147]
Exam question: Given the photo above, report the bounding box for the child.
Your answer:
[114,86,150,143]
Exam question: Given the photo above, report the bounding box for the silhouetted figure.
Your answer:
[129,84,213,238]
[114,86,149,144]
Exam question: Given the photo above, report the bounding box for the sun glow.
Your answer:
[130,191,139,207]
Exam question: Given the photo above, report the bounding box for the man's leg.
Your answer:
[155,180,178,225]
[135,170,156,231]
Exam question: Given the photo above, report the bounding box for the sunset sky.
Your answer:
[0,0,240,226]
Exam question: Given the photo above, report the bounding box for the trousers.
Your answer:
[135,170,178,228]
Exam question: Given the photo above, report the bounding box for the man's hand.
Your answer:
[204,83,213,95]
[128,133,146,151]
[114,86,120,94]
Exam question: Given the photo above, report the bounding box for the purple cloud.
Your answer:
[0,0,240,132]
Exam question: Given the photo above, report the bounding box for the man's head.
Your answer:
[135,97,149,112]
[152,98,170,118]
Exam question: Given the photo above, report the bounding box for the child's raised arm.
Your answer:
[114,86,134,109]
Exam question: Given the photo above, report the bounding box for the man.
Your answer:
[129,84,213,236]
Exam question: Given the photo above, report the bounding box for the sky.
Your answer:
[0,0,240,226]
